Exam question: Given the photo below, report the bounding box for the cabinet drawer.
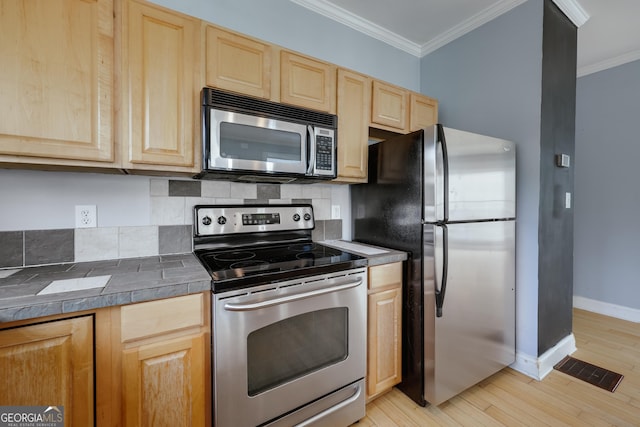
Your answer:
[368,262,402,291]
[121,293,205,342]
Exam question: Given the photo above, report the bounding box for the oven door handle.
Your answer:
[223,278,363,312]
[294,381,363,427]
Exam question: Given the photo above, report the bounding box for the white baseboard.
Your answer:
[509,298,640,381]
[573,296,640,323]
[510,333,576,381]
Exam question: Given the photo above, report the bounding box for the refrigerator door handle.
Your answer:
[435,223,448,317]
[437,124,450,222]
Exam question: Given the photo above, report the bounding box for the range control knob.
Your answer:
[217,216,227,225]
[202,216,212,226]
[303,213,312,221]
[293,213,301,222]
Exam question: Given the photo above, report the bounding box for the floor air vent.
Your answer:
[553,356,624,392]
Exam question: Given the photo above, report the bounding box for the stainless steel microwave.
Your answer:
[197,88,337,183]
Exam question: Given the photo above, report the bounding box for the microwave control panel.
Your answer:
[315,135,334,171]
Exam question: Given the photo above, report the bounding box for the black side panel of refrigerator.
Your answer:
[351,130,427,406]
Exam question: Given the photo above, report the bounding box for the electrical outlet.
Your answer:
[75,205,97,228]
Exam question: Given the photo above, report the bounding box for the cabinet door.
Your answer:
[280,51,336,113]
[367,286,402,399]
[371,80,408,132]
[410,93,439,131]
[335,69,370,183]
[0,0,114,164]
[118,293,210,427]
[122,333,207,427]
[205,26,273,99]
[367,262,402,400]
[0,316,94,426]
[122,1,200,172]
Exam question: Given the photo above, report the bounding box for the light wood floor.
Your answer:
[360,309,640,426]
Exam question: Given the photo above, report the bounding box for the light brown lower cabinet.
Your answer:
[367,262,403,401]
[116,293,211,427]
[0,315,95,426]
[0,292,211,427]
[122,333,208,427]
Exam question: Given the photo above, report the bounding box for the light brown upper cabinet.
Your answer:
[280,51,337,113]
[205,26,273,100]
[120,0,201,173]
[0,0,114,167]
[410,93,439,131]
[335,69,371,183]
[371,80,409,133]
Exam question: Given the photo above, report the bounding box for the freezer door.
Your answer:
[423,220,515,405]
[426,126,516,222]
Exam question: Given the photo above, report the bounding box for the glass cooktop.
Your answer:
[195,242,367,292]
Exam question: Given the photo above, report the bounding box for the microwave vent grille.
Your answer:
[202,87,336,128]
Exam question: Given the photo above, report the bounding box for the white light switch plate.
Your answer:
[565,192,571,209]
[331,205,341,219]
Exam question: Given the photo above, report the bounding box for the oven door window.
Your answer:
[247,307,348,396]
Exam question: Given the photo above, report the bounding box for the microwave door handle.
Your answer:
[307,125,316,175]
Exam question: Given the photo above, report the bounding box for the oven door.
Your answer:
[207,108,308,175]
[213,268,367,427]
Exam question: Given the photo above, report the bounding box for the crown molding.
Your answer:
[420,0,527,56]
[551,0,589,27]
[577,49,640,77]
[292,0,589,59]
[290,0,422,56]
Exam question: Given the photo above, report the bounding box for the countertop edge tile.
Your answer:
[0,302,64,324]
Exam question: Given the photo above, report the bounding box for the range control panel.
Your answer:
[194,204,314,236]
[242,213,280,226]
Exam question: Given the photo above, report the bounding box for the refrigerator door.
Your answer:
[425,126,516,223]
[423,220,515,405]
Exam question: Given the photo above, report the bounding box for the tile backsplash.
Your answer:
[0,178,343,268]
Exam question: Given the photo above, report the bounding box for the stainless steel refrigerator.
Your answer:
[352,124,516,406]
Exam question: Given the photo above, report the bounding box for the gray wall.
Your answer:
[574,59,640,311]
[421,0,544,358]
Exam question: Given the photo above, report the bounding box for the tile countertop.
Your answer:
[0,254,211,324]
[0,242,407,325]
[322,240,407,266]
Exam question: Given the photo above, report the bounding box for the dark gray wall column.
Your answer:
[537,0,577,355]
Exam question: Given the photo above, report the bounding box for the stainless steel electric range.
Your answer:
[193,204,368,427]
